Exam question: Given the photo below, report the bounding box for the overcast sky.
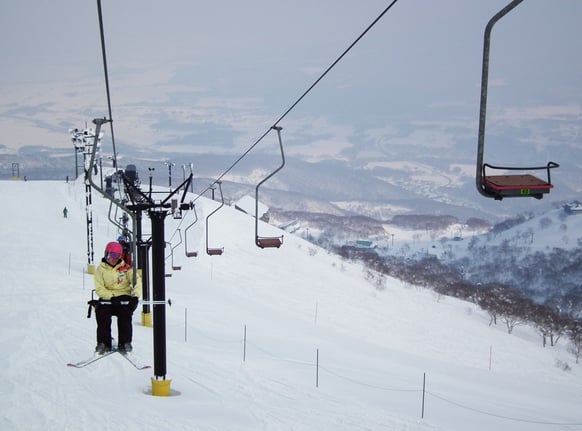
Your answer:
[1,0,581,179]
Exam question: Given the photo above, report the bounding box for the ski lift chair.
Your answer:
[184,205,199,257]
[170,230,183,270]
[476,0,559,200]
[205,181,225,256]
[255,126,285,249]
[164,241,179,277]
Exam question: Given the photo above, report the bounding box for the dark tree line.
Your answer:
[464,241,582,317]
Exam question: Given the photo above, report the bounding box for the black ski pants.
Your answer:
[95,303,133,347]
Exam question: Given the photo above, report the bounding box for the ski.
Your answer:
[118,351,151,370]
[67,349,117,368]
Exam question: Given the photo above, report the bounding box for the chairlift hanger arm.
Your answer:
[106,200,127,234]
[476,0,525,199]
[86,119,134,218]
[184,204,199,257]
[171,229,183,252]
[205,181,225,255]
[255,127,285,249]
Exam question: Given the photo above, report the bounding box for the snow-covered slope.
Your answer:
[0,179,581,431]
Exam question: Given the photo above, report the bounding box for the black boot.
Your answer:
[118,342,133,353]
[95,343,112,355]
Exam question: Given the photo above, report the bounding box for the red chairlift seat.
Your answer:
[206,247,224,256]
[205,181,225,256]
[481,162,558,200]
[256,236,284,249]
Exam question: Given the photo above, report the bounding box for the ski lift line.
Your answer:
[475,0,559,200]
[205,181,225,256]
[255,126,285,249]
[193,0,401,202]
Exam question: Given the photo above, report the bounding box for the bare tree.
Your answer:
[532,304,566,347]
[566,319,582,364]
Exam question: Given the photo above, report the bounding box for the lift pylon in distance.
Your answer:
[255,126,285,249]
[205,181,225,256]
[476,0,559,200]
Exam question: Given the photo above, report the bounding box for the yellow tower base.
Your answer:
[87,264,95,275]
[141,312,152,327]
[151,377,172,396]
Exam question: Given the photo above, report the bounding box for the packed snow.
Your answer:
[1,179,581,431]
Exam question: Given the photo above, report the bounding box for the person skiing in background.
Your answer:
[63,207,68,218]
[93,241,142,354]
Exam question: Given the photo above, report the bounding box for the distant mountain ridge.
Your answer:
[3,150,576,226]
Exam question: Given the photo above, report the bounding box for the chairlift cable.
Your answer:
[193,0,401,202]
[153,0,401,246]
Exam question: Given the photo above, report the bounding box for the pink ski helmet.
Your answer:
[105,241,123,257]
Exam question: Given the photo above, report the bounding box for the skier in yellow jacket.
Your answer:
[94,241,142,354]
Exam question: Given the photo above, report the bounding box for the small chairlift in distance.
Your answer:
[255,126,285,249]
[170,229,183,271]
[184,204,199,258]
[164,242,175,278]
[206,181,225,256]
[164,235,183,277]
[476,0,558,200]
